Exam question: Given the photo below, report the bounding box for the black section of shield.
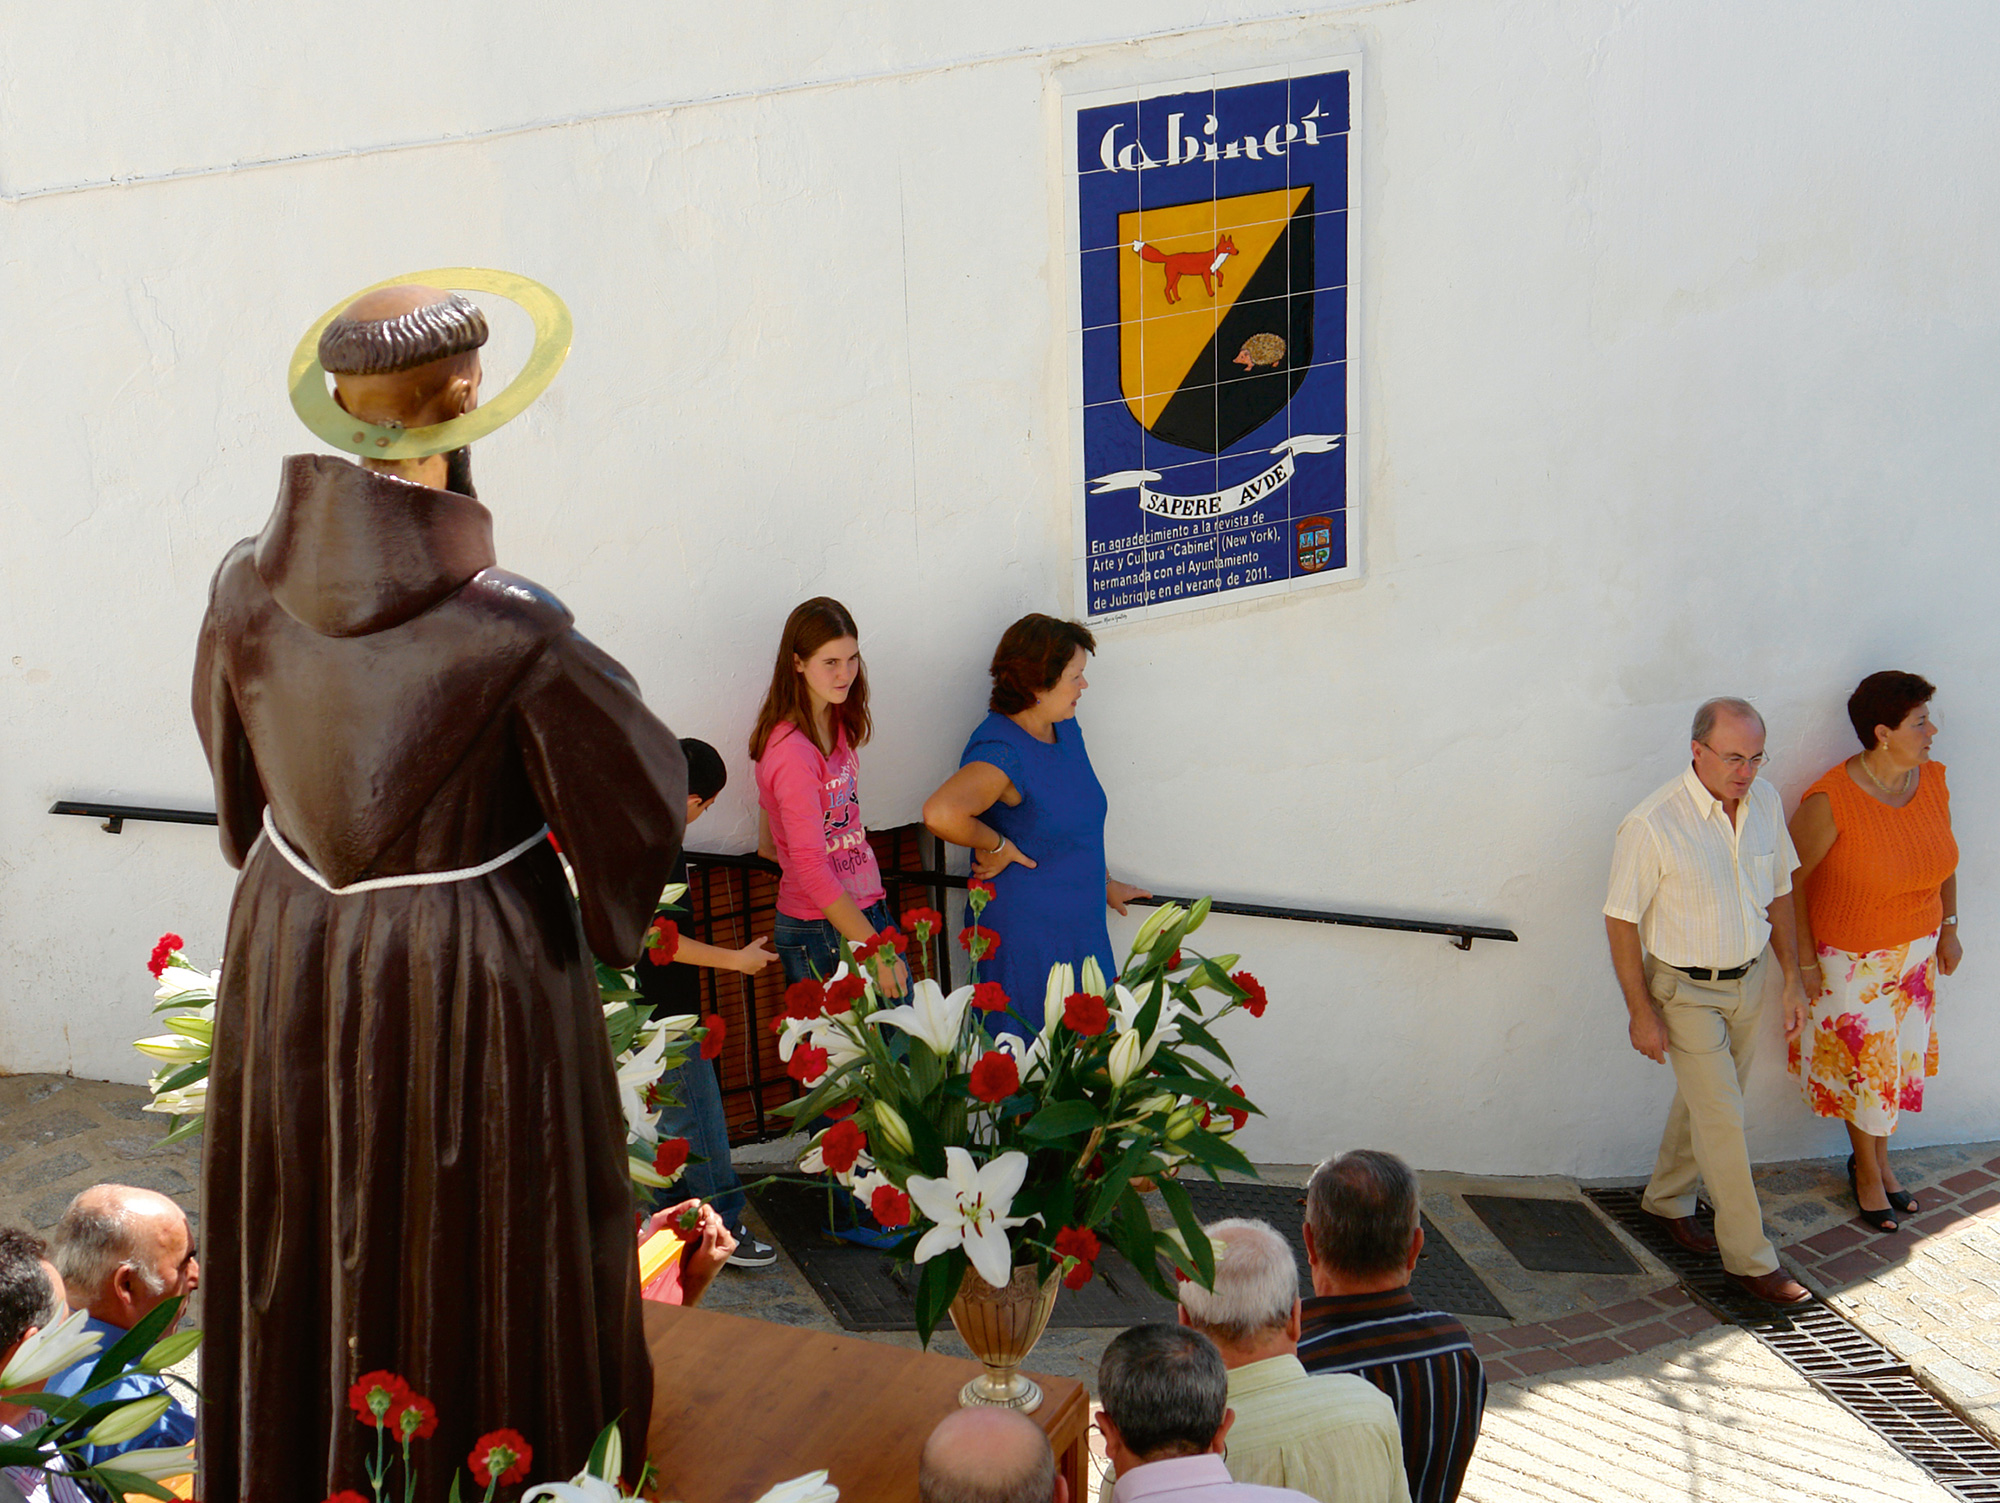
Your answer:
[746,1179,1175,1333]
[1180,1178,1510,1319]
[1151,187,1315,456]
[1463,1195,1643,1275]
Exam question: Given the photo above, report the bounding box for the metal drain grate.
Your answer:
[1587,1185,2000,1494]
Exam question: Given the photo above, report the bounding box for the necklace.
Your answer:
[1859,751,1914,798]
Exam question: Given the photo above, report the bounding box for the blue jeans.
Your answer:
[651,1052,746,1232]
[774,900,894,985]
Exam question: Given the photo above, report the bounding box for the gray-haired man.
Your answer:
[1178,1219,1408,1503]
[919,1406,1066,1503]
[1605,697,1812,1305]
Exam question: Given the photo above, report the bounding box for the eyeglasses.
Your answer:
[1698,743,1767,772]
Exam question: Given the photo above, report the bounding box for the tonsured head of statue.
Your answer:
[319,286,488,431]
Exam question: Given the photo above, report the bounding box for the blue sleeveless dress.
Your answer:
[959,712,1115,1035]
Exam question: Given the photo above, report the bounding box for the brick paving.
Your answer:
[1470,1285,1723,1383]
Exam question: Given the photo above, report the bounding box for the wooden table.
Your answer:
[644,1302,1089,1502]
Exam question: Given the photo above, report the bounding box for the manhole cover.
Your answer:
[1180,1178,1509,1319]
[1464,1194,1642,1275]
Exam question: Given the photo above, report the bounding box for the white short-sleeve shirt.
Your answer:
[1605,766,1798,970]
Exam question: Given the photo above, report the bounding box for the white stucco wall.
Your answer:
[4,0,1996,1179]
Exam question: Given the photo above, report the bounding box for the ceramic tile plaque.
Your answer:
[1066,58,1360,621]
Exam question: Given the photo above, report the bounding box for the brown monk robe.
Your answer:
[193,288,677,1499]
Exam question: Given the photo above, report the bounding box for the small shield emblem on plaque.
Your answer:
[1119,186,1316,456]
[1295,516,1333,573]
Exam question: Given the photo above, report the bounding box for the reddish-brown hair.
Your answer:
[1847,671,1936,750]
[988,614,1097,714]
[749,597,872,760]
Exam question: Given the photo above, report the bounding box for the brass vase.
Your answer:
[947,1262,1062,1413]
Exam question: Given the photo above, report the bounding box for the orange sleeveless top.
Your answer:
[1802,760,1957,953]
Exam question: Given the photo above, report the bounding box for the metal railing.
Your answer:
[48,803,1519,949]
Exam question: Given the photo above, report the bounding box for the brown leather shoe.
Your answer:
[1643,1210,1718,1255]
[1727,1269,1812,1305]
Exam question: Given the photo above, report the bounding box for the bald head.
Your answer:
[319,284,486,432]
[919,1407,1061,1503]
[51,1185,198,1330]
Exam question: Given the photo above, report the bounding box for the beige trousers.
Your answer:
[1639,953,1780,1277]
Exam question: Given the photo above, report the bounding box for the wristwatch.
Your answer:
[1943,915,1959,926]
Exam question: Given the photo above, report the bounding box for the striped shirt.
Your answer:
[0,1413,92,1503]
[1296,1291,1486,1503]
[1603,766,1798,970]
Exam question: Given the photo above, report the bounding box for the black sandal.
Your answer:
[1887,1187,1919,1215]
[1848,1154,1900,1233]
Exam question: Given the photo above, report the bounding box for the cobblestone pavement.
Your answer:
[9,1071,1999,1499]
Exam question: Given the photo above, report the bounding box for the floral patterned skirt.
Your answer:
[1789,929,1939,1135]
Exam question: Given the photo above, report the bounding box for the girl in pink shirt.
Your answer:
[749,598,909,998]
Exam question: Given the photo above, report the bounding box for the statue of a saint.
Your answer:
[193,278,680,1497]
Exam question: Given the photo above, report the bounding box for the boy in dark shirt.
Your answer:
[635,738,779,1267]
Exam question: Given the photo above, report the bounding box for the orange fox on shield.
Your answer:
[1131,234,1239,304]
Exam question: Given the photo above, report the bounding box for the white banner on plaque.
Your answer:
[1089,435,1342,520]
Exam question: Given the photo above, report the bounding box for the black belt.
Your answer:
[1671,960,1754,982]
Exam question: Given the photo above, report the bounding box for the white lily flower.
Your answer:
[144,1081,208,1116]
[613,1027,670,1146]
[1040,963,1075,1040]
[153,964,217,1006]
[0,1306,101,1389]
[652,1013,701,1041]
[906,1148,1032,1289]
[657,881,689,908]
[848,1167,893,1205]
[1110,983,1184,1074]
[990,1029,1050,1082]
[1107,1030,1143,1088]
[1079,955,1108,999]
[1131,903,1184,955]
[132,1035,207,1066]
[871,1101,915,1157]
[798,1140,874,1187]
[751,1473,839,1503]
[777,1015,866,1087]
[870,979,971,1057]
[83,1391,171,1446]
[88,1442,195,1481]
[522,1480,626,1503]
[163,1014,213,1046]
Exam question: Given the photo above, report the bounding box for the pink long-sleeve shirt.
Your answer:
[756,720,886,921]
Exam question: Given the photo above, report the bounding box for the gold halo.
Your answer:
[288,267,572,460]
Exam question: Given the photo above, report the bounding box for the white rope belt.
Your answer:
[257,806,550,896]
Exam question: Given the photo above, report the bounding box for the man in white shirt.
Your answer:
[1604,697,1813,1305]
[1177,1219,1409,1503]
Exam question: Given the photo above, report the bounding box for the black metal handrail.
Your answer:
[50,805,1518,950]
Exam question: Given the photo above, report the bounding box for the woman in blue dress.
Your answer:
[923,615,1151,1036]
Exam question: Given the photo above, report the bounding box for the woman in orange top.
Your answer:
[1789,672,1961,1233]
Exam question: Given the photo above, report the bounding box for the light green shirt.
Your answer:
[1225,1355,1411,1503]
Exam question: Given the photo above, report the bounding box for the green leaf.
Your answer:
[586,1418,622,1477]
[1020,1098,1100,1141]
[79,1295,183,1396]
[155,1059,210,1093]
[1155,1176,1215,1286]
[1170,1015,1235,1068]
[450,1472,465,1503]
[914,1250,964,1346]
[1111,1186,1178,1301]
[1174,1128,1259,1180]
[157,1115,206,1147]
[1084,1139,1153,1228]
[88,1471,174,1501]
[1143,1074,1246,1109]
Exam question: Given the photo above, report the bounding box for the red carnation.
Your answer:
[347,1370,411,1426]
[646,918,681,966]
[786,1043,829,1083]
[1062,991,1110,1036]
[469,1429,533,1487]
[826,1097,860,1120]
[820,1119,867,1174]
[546,832,562,854]
[1169,949,1182,969]
[1232,970,1268,1018]
[853,934,884,964]
[871,1185,912,1229]
[699,1013,725,1060]
[1226,1084,1250,1132]
[327,1492,371,1503]
[967,877,996,902]
[1054,1226,1101,1290]
[958,925,1001,960]
[653,1137,691,1178]
[967,1051,1020,1104]
[391,1392,438,1442]
[783,978,828,1020]
[146,933,185,980]
[825,974,868,1011]
[971,982,1010,1014]
[901,906,945,940]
